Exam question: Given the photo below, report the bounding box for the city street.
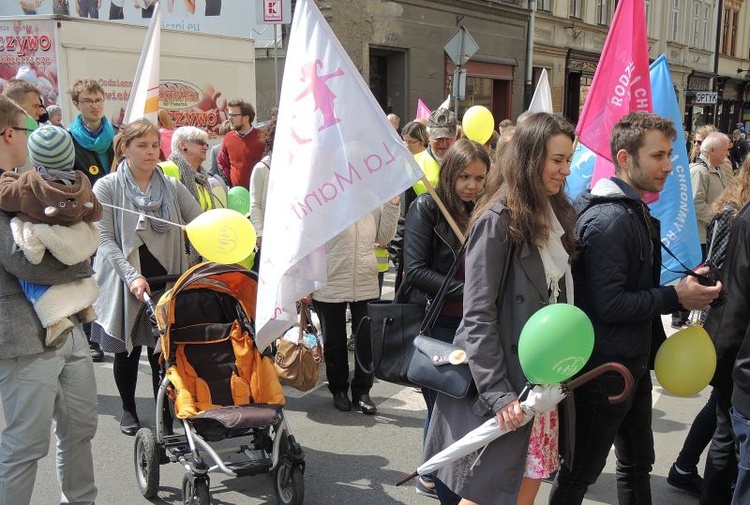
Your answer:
[4,272,708,504]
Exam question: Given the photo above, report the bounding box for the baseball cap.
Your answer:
[427,108,457,139]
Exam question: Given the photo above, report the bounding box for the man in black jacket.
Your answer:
[730,201,750,504]
[550,112,722,505]
[705,198,750,504]
[68,78,116,362]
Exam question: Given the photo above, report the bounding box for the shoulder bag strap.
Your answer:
[418,238,515,335]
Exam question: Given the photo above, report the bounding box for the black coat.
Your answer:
[69,133,114,186]
[402,193,463,306]
[573,178,680,368]
[707,202,750,408]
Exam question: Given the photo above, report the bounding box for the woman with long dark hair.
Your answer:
[403,139,488,498]
[423,113,577,504]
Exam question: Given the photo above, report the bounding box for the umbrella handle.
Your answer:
[563,362,634,404]
[396,471,418,486]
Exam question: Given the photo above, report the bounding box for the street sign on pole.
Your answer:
[256,0,292,24]
[452,69,467,101]
[444,26,478,116]
[444,27,479,67]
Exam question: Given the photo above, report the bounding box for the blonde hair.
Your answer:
[157,109,174,130]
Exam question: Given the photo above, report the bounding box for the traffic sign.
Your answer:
[256,0,292,24]
[444,27,479,67]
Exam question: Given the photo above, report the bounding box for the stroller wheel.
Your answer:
[134,428,160,498]
[273,463,304,505]
[182,474,211,505]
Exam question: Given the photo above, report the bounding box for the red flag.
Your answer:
[577,0,651,184]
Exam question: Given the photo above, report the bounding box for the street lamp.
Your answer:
[738,67,750,78]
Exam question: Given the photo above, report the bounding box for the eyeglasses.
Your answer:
[403,138,420,145]
[188,140,209,147]
[695,140,702,145]
[432,137,454,144]
[77,98,104,106]
[0,126,33,136]
[227,113,246,118]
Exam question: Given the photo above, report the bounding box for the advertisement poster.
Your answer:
[0,18,59,105]
[0,1,278,47]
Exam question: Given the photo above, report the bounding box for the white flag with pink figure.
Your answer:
[254,0,423,349]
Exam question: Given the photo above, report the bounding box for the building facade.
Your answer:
[256,0,531,123]
[715,0,750,132]
[255,0,750,131]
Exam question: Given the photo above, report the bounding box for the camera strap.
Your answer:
[659,241,703,280]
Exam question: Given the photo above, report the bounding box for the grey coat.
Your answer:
[92,173,203,351]
[0,210,93,359]
[423,201,570,504]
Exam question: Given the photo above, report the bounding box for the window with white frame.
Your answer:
[692,3,700,47]
[596,0,610,25]
[669,0,680,42]
[569,0,583,18]
[703,4,711,49]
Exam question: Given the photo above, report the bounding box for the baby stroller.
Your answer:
[133,262,305,505]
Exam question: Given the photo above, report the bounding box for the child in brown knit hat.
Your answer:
[0,125,102,347]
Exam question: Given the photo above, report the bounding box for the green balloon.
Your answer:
[227,186,250,214]
[518,303,594,384]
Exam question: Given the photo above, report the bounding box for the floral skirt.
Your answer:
[524,409,559,479]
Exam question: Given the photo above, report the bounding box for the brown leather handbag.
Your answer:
[274,302,323,392]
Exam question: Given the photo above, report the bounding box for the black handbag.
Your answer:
[354,242,468,387]
[354,297,425,386]
[407,334,473,398]
[407,241,514,398]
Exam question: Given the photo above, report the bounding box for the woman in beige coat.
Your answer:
[312,198,400,414]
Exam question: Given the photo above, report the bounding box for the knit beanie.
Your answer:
[28,125,76,171]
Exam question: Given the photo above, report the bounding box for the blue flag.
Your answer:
[565,54,701,283]
[566,142,596,199]
[648,54,702,283]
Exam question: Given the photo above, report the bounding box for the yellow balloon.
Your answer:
[654,326,717,397]
[185,209,256,264]
[462,105,495,144]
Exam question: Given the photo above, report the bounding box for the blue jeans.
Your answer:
[550,361,654,505]
[730,407,750,505]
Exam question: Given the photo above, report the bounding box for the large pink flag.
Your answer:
[577,0,651,184]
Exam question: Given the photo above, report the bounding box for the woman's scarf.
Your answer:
[69,115,115,171]
[538,208,574,304]
[116,159,175,233]
[168,151,216,209]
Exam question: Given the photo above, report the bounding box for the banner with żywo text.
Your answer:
[254,0,423,349]
[648,55,702,283]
